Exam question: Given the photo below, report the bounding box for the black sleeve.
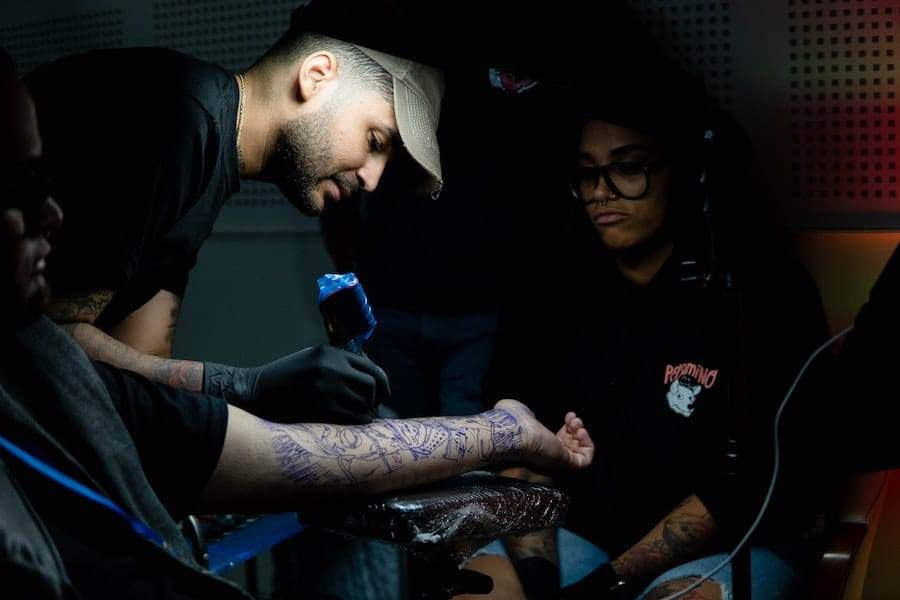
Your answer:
[158,266,193,301]
[90,361,228,521]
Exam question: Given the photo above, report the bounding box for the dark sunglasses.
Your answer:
[1,157,53,235]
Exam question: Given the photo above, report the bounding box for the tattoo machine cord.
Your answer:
[656,325,853,600]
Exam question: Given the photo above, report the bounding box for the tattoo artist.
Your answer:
[24,2,444,424]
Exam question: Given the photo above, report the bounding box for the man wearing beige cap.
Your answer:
[24,23,444,424]
[237,31,444,212]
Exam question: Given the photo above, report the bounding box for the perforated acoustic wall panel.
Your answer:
[153,0,295,73]
[626,0,899,228]
[788,1,898,221]
[627,0,734,110]
[153,0,298,215]
[2,1,898,230]
[0,10,122,75]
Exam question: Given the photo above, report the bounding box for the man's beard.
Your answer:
[1,279,50,329]
[266,102,345,216]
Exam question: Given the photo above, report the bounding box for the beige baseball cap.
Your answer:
[351,44,445,198]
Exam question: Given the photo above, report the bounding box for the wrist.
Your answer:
[202,361,252,404]
[479,407,530,461]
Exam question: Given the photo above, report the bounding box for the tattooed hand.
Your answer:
[498,400,595,473]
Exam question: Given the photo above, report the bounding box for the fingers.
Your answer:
[310,385,375,425]
[564,412,584,436]
[566,417,583,434]
[557,412,594,467]
[336,383,373,411]
[370,362,391,408]
[575,427,594,450]
[343,349,381,377]
[330,405,377,425]
[318,348,389,410]
[344,350,391,407]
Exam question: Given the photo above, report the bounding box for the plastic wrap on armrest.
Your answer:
[298,472,569,562]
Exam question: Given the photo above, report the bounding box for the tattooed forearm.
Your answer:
[611,537,672,580]
[63,322,203,392]
[46,289,115,324]
[153,359,203,391]
[644,577,723,600]
[660,498,717,557]
[199,404,542,512]
[612,495,718,582]
[264,409,525,490]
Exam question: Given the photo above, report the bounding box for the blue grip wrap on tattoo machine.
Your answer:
[317,273,377,354]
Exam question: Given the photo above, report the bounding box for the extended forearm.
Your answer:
[611,495,718,584]
[201,405,529,512]
[61,322,203,392]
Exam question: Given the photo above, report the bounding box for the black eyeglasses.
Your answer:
[569,159,665,203]
[1,157,53,235]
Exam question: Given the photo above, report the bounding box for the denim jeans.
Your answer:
[475,528,803,599]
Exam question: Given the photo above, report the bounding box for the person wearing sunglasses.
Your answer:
[470,57,833,600]
[0,50,63,326]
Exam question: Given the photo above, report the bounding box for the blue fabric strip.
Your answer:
[0,432,165,548]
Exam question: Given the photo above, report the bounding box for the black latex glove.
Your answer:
[203,345,390,424]
[514,557,560,600]
[560,563,635,600]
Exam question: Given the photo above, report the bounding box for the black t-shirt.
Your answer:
[28,365,230,598]
[90,361,228,522]
[1,343,233,598]
[489,242,830,555]
[25,48,240,328]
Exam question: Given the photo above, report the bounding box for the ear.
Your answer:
[296,51,339,102]
[692,385,702,395]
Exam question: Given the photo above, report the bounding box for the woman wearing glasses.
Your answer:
[469,61,833,600]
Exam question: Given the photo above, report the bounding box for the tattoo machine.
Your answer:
[316,273,377,355]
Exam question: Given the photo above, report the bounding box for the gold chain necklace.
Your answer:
[236,73,246,171]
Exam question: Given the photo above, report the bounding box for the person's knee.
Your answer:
[643,576,723,600]
[458,554,524,600]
